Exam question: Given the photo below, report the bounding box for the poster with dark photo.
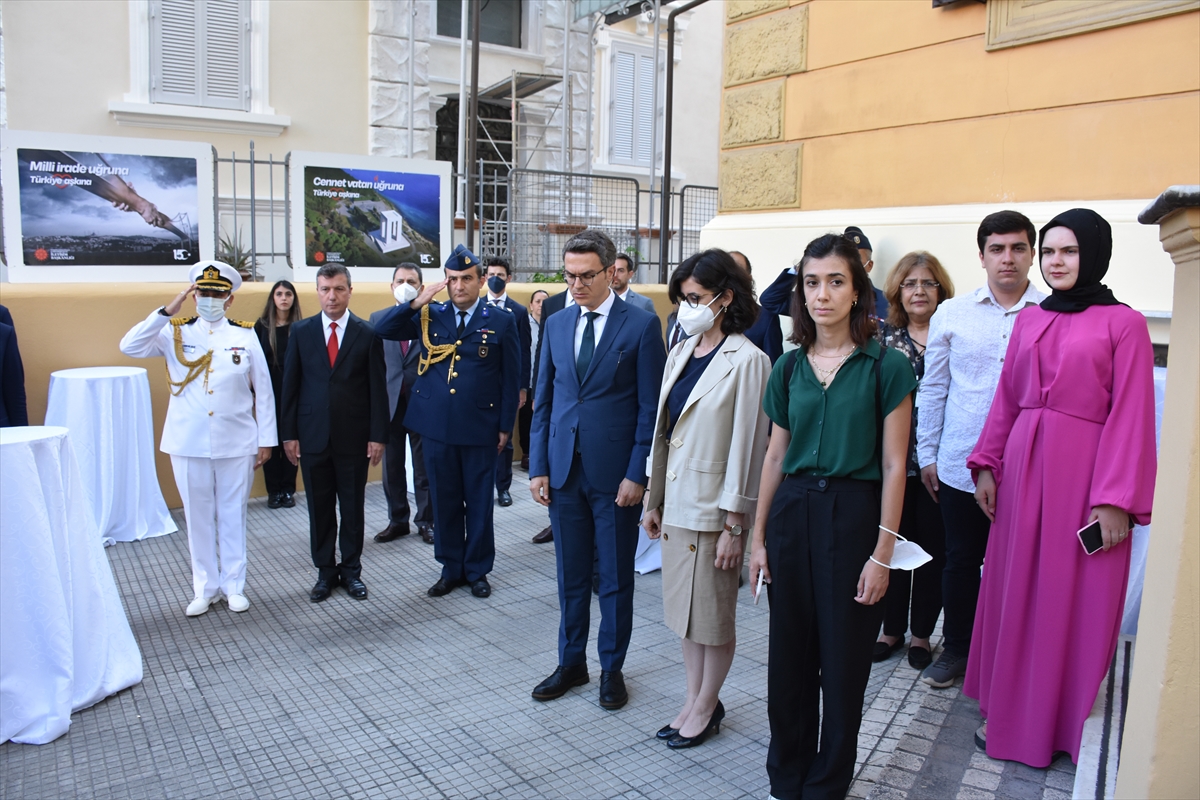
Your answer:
[302,165,442,269]
[15,148,201,266]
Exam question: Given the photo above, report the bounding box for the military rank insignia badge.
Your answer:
[478,346,489,358]
[232,353,241,364]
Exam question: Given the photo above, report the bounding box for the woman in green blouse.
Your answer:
[749,233,916,800]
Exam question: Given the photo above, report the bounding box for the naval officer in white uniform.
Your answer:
[120,261,276,616]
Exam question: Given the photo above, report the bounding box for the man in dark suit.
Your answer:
[729,250,784,364]
[528,229,666,710]
[375,245,520,599]
[281,264,388,603]
[369,263,435,545]
[483,256,531,508]
[0,305,27,428]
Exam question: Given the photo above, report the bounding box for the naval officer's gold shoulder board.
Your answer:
[170,316,199,326]
[228,319,256,329]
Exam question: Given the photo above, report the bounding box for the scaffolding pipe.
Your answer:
[249,141,258,282]
[408,0,416,156]
[658,0,710,283]
[465,0,482,250]
[646,0,661,257]
[455,0,469,219]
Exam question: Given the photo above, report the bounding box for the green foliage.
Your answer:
[531,270,565,284]
[218,230,258,281]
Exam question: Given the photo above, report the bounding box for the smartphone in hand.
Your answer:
[1078,520,1105,555]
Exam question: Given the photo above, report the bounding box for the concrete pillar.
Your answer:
[1116,187,1200,799]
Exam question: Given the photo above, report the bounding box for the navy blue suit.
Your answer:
[0,314,28,428]
[375,299,520,584]
[744,303,784,364]
[487,296,532,494]
[529,294,665,672]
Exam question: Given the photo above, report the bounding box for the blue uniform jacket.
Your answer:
[529,296,665,493]
[375,300,520,447]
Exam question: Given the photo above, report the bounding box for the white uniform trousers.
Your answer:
[170,454,256,599]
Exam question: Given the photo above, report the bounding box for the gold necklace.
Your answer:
[809,350,853,388]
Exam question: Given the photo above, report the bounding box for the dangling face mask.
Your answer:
[676,293,723,337]
[195,295,227,322]
[393,283,419,304]
[874,527,933,571]
[487,275,507,295]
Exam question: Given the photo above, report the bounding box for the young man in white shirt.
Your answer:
[916,210,1046,688]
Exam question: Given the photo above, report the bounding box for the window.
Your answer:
[150,0,249,110]
[437,0,522,49]
[610,44,656,167]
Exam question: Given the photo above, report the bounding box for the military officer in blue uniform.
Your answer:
[374,244,520,599]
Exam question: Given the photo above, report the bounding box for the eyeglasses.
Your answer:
[563,270,603,287]
[900,280,940,291]
[681,292,717,309]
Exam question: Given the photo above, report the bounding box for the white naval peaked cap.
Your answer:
[189,260,243,293]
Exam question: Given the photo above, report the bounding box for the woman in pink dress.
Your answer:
[964,208,1157,767]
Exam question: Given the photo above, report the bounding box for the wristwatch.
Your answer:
[158,306,171,317]
[724,523,744,536]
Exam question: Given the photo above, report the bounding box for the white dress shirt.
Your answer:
[573,289,615,359]
[529,318,541,372]
[916,281,1046,492]
[321,311,348,347]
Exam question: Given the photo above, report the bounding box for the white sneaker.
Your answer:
[225,593,250,612]
[185,596,215,616]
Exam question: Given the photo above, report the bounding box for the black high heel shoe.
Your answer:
[666,701,725,750]
[657,700,723,741]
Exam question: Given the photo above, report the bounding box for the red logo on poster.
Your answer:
[314,251,326,263]
[52,173,73,189]
[34,248,49,261]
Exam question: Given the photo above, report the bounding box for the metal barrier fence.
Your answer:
[506,169,642,280]
[677,184,718,270]
[216,142,288,282]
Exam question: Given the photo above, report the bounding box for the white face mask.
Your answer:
[677,294,722,337]
[877,528,933,571]
[195,296,227,322]
[393,283,419,304]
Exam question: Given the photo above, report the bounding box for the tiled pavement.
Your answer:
[0,470,1074,799]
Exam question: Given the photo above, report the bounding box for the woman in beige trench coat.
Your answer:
[643,249,771,749]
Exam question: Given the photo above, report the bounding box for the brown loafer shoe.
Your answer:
[532,525,554,544]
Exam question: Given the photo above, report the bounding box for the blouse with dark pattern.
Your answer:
[877,323,925,477]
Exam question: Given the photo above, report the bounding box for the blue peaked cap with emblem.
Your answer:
[444,243,480,272]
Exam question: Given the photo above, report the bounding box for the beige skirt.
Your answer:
[661,523,747,646]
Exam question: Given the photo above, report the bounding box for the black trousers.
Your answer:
[517,388,533,462]
[300,448,368,583]
[882,475,947,639]
[938,483,992,657]
[765,475,884,800]
[262,445,297,495]
[382,399,433,528]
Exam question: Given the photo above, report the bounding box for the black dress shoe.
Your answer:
[267,492,282,509]
[655,724,679,740]
[532,525,554,544]
[531,664,589,701]
[908,644,933,670]
[599,670,628,710]
[427,577,464,597]
[281,492,296,508]
[471,577,491,598]
[374,524,408,543]
[418,524,435,545]
[310,578,335,603]
[520,456,529,470]
[497,490,513,507]
[667,703,722,749]
[872,637,905,663]
[344,577,368,599]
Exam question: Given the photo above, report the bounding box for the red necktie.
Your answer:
[400,340,410,357]
[327,322,339,367]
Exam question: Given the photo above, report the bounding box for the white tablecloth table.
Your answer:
[45,366,176,545]
[0,427,144,745]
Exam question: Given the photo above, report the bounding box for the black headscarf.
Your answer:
[1038,208,1122,313]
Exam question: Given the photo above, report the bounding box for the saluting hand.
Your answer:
[165,283,197,317]
[412,279,448,310]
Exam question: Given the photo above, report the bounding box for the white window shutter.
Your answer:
[611,50,637,164]
[635,53,655,167]
[151,0,249,111]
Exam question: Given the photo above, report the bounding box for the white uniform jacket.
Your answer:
[120,310,277,458]
[645,332,771,532]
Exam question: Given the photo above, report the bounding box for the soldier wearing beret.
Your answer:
[374,244,520,599]
[120,261,275,616]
